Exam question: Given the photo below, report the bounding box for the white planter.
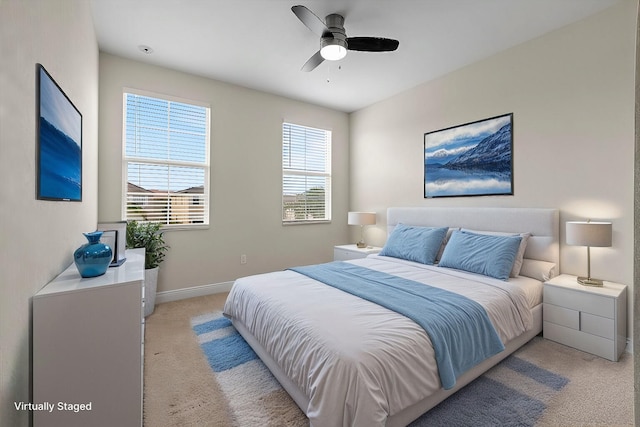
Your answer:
[144,267,159,317]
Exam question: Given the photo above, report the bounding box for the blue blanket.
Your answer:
[290,261,505,390]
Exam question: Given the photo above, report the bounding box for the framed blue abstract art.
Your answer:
[37,63,82,201]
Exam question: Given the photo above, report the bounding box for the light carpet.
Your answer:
[143,294,633,427]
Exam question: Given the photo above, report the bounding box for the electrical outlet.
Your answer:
[240,254,247,264]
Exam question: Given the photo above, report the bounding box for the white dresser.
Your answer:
[543,273,627,361]
[33,248,145,427]
[334,244,382,261]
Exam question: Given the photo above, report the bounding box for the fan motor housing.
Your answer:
[324,13,347,45]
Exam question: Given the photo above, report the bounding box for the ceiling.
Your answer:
[91,0,620,113]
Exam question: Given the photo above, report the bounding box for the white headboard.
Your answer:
[387,207,559,266]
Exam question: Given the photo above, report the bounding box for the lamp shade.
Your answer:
[348,212,376,226]
[566,221,612,247]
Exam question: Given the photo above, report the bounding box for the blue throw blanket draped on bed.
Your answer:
[289,261,505,390]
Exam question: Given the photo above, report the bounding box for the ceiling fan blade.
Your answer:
[346,37,399,52]
[301,50,325,72]
[292,5,332,38]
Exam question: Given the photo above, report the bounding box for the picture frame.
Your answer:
[37,63,82,201]
[98,221,127,266]
[99,230,118,266]
[424,113,513,198]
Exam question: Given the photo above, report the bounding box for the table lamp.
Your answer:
[566,220,612,287]
[348,212,376,248]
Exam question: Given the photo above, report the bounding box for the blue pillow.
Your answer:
[438,230,522,281]
[380,224,448,265]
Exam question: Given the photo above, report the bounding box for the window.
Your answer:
[123,91,210,227]
[282,122,331,223]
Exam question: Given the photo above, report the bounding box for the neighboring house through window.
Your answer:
[123,90,210,227]
[282,122,332,223]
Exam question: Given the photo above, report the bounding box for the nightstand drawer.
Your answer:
[543,321,615,360]
[544,304,579,329]
[581,312,614,339]
[334,248,365,261]
[545,304,614,339]
[333,245,381,261]
[544,286,614,319]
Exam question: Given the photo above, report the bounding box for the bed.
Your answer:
[223,207,559,427]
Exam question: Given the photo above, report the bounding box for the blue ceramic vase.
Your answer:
[74,231,113,278]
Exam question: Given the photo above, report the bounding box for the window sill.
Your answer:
[282,220,332,226]
[160,224,210,232]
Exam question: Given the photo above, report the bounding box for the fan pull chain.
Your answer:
[326,64,342,83]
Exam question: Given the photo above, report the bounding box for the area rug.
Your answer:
[191,312,569,427]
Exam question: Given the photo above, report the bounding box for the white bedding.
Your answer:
[223,255,541,427]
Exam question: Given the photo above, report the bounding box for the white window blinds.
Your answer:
[123,92,210,227]
[282,122,331,223]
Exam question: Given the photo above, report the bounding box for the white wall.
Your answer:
[350,2,636,334]
[0,1,99,425]
[98,54,350,293]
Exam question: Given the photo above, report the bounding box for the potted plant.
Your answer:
[126,220,169,317]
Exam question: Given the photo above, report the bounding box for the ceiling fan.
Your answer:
[291,5,399,72]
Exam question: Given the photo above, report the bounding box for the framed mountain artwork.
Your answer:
[424,113,513,198]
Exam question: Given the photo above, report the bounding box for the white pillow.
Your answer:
[519,259,556,281]
[460,229,530,277]
[436,227,459,262]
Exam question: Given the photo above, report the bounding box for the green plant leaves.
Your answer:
[126,220,169,269]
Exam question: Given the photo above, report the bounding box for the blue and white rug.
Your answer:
[192,312,568,427]
[191,312,308,426]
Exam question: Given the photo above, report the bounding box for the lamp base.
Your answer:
[577,276,604,287]
[356,241,366,248]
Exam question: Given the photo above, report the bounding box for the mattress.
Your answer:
[223,255,542,427]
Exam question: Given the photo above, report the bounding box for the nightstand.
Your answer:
[334,244,382,261]
[543,273,627,361]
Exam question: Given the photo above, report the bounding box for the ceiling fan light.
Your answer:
[320,39,347,61]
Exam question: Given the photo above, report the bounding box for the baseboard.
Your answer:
[155,281,234,304]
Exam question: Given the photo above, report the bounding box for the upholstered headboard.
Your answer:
[387,207,559,266]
